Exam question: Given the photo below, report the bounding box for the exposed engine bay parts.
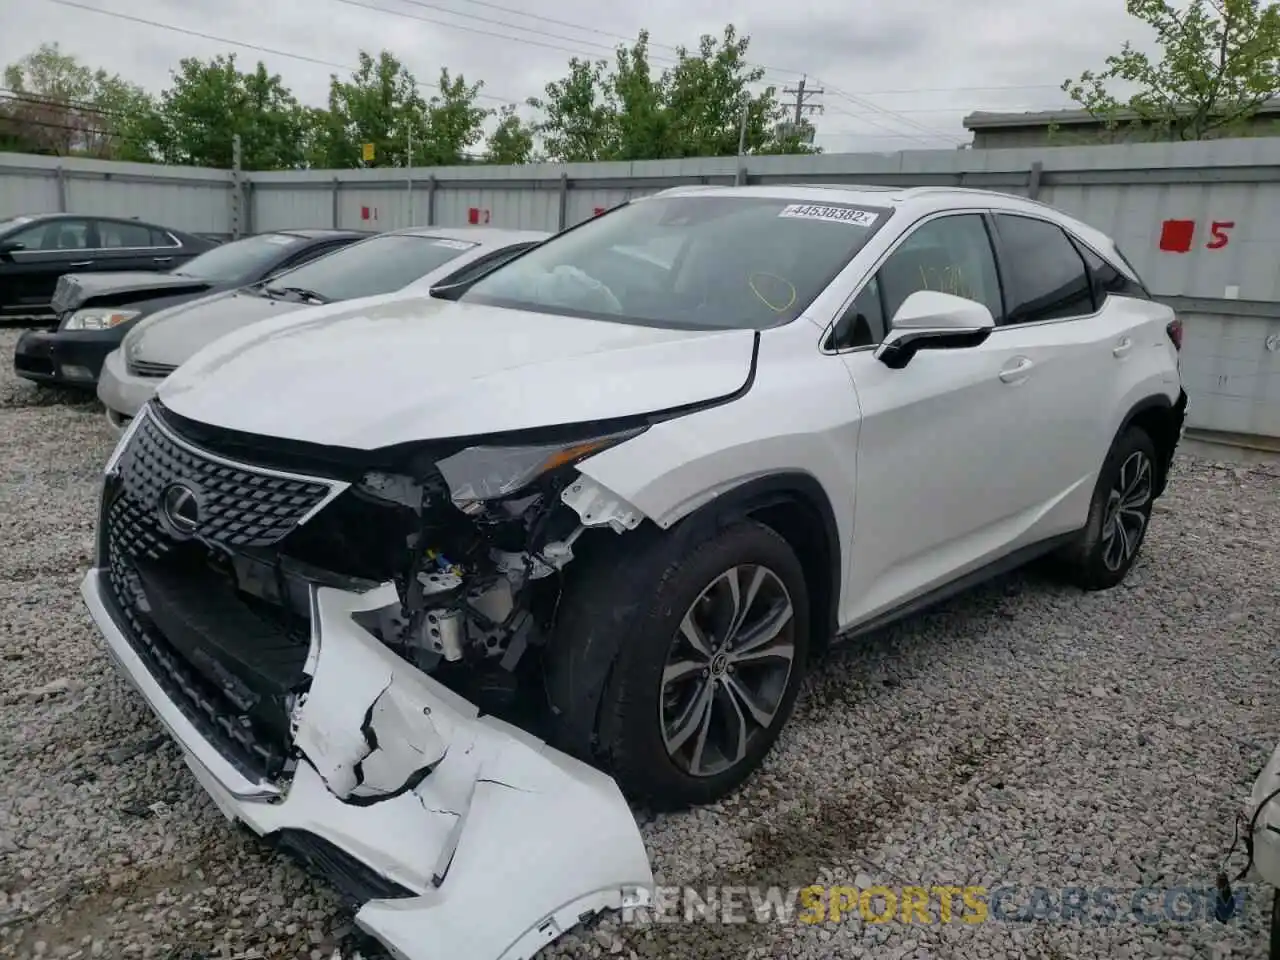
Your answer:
[86,405,658,960]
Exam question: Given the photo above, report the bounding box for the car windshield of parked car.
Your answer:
[264,234,477,303]
[458,196,890,330]
[175,234,307,282]
[0,215,35,236]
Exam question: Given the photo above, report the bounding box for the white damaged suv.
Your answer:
[83,185,1186,959]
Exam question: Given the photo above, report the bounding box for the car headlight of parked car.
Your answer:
[433,427,646,514]
[62,308,141,331]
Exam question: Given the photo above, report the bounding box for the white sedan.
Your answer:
[96,226,549,430]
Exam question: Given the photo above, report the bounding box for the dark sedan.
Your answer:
[13,228,367,388]
[0,213,220,324]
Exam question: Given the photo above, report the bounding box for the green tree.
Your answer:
[151,54,308,169]
[661,26,814,157]
[486,104,536,164]
[1063,0,1280,140]
[421,68,490,164]
[528,57,619,162]
[1,43,155,159]
[530,25,818,162]
[316,50,428,169]
[313,53,488,168]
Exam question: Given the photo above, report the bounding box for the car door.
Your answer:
[983,212,1120,541]
[0,217,96,319]
[93,218,173,273]
[832,211,1050,625]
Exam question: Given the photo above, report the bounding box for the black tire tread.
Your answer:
[1058,425,1158,592]
[546,518,810,810]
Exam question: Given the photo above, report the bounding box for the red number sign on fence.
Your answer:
[1206,221,1235,249]
[1158,218,1236,252]
[467,207,492,225]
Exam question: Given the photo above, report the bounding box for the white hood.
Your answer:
[158,295,756,449]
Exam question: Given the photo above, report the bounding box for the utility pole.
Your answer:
[406,126,414,226]
[781,76,824,143]
[230,134,243,240]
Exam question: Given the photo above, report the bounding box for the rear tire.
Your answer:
[545,519,810,810]
[1057,426,1158,591]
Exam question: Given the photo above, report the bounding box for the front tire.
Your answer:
[545,520,810,810]
[1058,426,1158,591]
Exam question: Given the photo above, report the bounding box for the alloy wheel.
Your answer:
[658,564,796,778]
[1101,450,1153,572]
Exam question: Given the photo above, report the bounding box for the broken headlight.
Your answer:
[435,427,645,514]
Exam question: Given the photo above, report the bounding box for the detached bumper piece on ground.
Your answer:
[81,406,654,960]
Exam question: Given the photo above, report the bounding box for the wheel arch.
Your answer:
[1113,390,1186,498]
[544,471,843,764]
[663,472,842,656]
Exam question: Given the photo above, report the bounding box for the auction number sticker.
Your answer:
[778,204,879,227]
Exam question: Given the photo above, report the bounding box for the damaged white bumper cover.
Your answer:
[81,572,654,960]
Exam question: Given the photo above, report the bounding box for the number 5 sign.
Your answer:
[1206,220,1235,249]
[1158,218,1235,253]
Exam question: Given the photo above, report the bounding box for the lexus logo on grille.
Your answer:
[159,482,202,537]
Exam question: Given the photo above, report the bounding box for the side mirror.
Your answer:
[0,239,25,257]
[873,291,995,369]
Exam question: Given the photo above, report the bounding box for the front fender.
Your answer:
[573,332,860,636]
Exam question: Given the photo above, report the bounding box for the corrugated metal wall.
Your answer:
[0,153,235,237]
[3,140,1278,439]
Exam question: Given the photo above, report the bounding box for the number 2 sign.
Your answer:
[1158,218,1235,253]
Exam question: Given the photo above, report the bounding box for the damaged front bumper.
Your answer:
[82,570,654,960]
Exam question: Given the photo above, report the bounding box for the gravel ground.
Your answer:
[1,325,1278,960]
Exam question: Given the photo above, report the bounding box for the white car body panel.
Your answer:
[159,297,755,446]
[1242,743,1280,886]
[97,228,549,423]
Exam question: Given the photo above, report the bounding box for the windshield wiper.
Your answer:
[264,285,330,304]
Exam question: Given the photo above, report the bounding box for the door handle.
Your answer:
[1112,337,1133,358]
[998,357,1035,384]
[68,260,92,267]
[153,257,173,263]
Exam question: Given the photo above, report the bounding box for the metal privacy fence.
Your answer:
[2,139,1279,439]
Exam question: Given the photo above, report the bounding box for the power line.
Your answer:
[822,83,965,141]
[843,82,1067,96]
[36,0,1007,144]
[39,0,523,106]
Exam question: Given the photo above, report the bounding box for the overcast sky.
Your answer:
[1,0,1156,152]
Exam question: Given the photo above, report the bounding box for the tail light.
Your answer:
[1166,317,1183,351]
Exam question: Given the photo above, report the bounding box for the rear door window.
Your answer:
[992,214,1096,324]
[97,220,154,248]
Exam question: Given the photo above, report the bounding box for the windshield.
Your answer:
[0,215,35,236]
[267,234,477,302]
[459,196,890,330]
[175,233,306,282]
